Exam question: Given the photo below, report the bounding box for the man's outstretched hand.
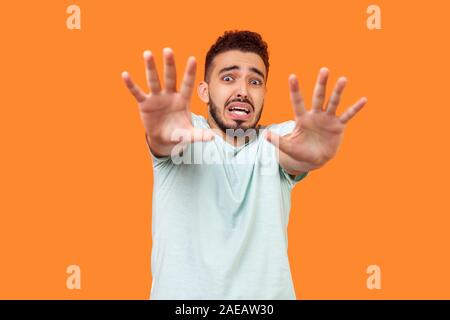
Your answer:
[122,48,214,157]
[266,68,367,174]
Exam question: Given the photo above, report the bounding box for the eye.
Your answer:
[222,75,234,82]
[250,79,263,86]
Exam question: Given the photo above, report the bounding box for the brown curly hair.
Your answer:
[204,30,270,83]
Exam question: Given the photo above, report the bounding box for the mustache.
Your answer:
[225,98,254,110]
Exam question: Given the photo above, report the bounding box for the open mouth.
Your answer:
[225,102,253,120]
[229,106,250,114]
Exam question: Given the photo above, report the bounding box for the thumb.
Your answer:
[190,128,215,143]
[169,127,215,144]
[265,130,291,155]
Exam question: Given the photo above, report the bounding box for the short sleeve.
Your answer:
[280,168,308,188]
[143,112,205,170]
[269,120,309,188]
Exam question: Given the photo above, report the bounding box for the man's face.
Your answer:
[201,50,267,133]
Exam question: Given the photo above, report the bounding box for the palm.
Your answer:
[288,111,345,163]
[139,93,193,141]
[268,68,367,165]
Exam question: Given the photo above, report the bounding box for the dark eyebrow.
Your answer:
[218,65,240,75]
[218,65,265,80]
[249,67,265,80]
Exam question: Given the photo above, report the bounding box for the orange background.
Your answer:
[1,0,449,299]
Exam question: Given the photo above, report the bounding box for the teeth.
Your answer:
[229,106,249,114]
[231,110,247,115]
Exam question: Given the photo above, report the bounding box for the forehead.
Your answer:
[211,50,266,78]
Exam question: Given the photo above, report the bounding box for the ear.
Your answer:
[197,81,209,104]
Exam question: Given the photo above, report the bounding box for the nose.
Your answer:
[236,81,249,101]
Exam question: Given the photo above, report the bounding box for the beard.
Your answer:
[208,94,263,135]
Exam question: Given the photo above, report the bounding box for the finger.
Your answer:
[312,67,329,112]
[179,56,197,101]
[264,130,292,156]
[169,127,215,144]
[190,128,215,143]
[121,71,147,103]
[163,47,177,93]
[326,77,347,115]
[339,97,368,124]
[288,74,306,118]
[143,50,162,94]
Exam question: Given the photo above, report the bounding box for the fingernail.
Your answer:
[143,50,152,58]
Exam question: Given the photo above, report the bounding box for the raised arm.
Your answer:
[266,68,367,175]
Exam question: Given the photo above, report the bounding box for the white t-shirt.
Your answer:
[147,113,308,299]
